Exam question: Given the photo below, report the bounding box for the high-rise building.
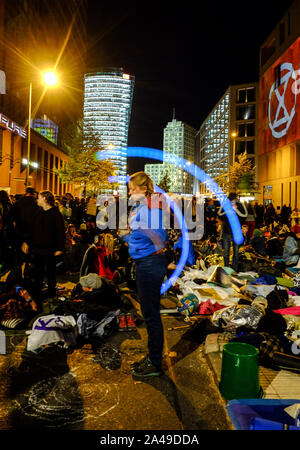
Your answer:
[145,119,196,194]
[144,163,166,188]
[196,83,258,198]
[83,68,135,193]
[163,119,196,194]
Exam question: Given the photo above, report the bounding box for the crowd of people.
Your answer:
[202,196,300,271]
[1,189,92,299]
[1,179,300,377]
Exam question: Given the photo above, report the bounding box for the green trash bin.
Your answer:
[219,342,262,400]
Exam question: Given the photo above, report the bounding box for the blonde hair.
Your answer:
[104,233,114,254]
[130,171,154,197]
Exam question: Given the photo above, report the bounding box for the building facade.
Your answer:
[258,0,300,208]
[83,68,135,194]
[0,111,76,195]
[144,163,166,188]
[196,83,258,199]
[145,119,196,194]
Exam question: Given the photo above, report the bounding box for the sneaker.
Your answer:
[130,354,148,369]
[118,314,128,331]
[131,357,162,378]
[126,313,136,331]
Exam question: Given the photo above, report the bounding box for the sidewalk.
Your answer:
[204,332,300,401]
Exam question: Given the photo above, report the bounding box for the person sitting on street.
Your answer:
[291,218,300,236]
[282,231,300,267]
[65,223,80,249]
[250,229,267,256]
[265,231,283,258]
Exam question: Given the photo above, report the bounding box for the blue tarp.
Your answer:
[226,399,300,430]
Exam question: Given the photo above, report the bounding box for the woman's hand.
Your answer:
[118,229,130,237]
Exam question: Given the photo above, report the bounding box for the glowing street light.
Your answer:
[25,70,58,187]
[43,71,58,86]
[231,131,237,163]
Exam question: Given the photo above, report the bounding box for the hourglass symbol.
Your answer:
[268,62,297,139]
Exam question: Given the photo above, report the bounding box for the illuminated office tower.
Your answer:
[163,119,196,194]
[146,119,196,194]
[196,83,258,197]
[83,68,135,193]
[144,163,166,188]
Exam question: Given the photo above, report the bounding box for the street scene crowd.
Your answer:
[1,176,300,379]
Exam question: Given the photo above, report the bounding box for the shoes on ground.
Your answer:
[118,313,137,332]
[131,356,162,378]
[131,354,148,369]
[126,313,136,331]
[118,313,128,331]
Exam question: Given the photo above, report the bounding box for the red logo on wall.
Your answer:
[259,37,300,154]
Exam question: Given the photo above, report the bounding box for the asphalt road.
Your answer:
[0,289,233,433]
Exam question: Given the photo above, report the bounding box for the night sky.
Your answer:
[85,0,295,173]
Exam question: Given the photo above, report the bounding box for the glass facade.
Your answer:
[144,163,165,187]
[199,93,230,185]
[197,83,257,195]
[163,120,195,194]
[83,68,135,193]
[145,119,196,194]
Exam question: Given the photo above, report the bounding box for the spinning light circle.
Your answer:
[97,146,244,293]
[106,177,189,294]
[154,184,190,294]
[98,146,243,244]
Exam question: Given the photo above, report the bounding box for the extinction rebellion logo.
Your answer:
[268,62,300,138]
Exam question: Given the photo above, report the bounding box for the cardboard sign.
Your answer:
[86,198,97,216]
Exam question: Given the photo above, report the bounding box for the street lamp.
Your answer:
[25,71,59,187]
[231,131,237,164]
[43,71,58,86]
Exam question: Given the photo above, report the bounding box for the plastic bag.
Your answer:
[294,272,300,288]
[211,304,265,330]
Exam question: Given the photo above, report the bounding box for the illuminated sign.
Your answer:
[259,37,300,154]
[0,112,27,138]
[263,185,272,201]
[32,118,58,144]
[0,70,5,94]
